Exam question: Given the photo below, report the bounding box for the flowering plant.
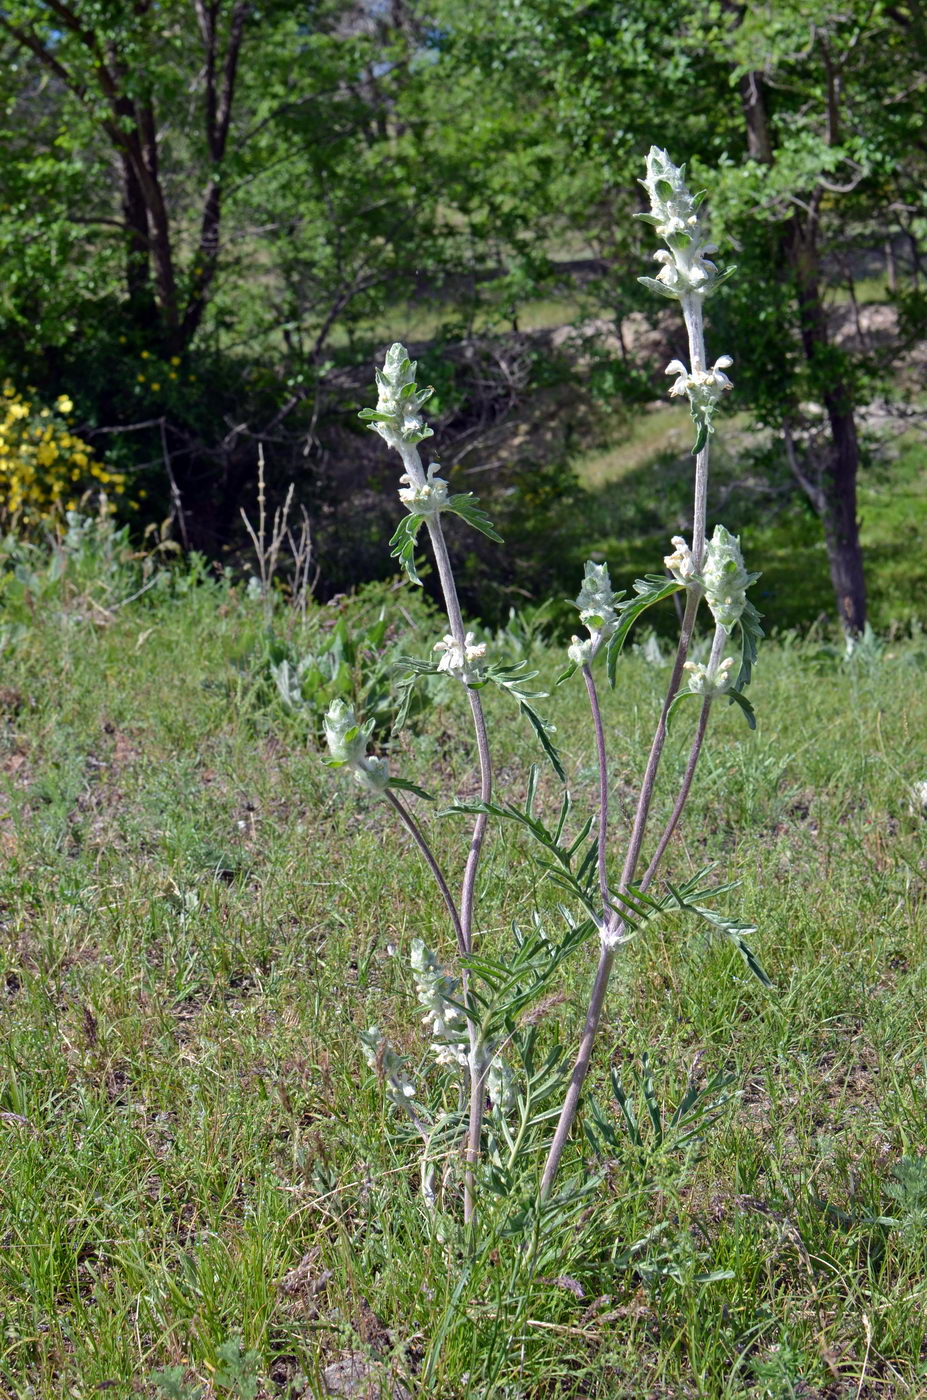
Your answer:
[326,148,770,1229]
[0,383,125,525]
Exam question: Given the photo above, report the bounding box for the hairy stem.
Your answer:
[541,288,715,1198]
[583,662,611,914]
[384,789,465,955]
[640,625,725,892]
[465,1045,485,1226]
[399,443,493,1223]
[539,944,614,1200]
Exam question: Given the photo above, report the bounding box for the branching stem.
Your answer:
[541,287,716,1199]
[384,788,465,955]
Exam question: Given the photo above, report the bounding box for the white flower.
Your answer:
[568,635,595,668]
[398,460,449,515]
[410,939,469,1070]
[433,630,486,683]
[664,535,697,586]
[684,656,735,697]
[664,356,733,433]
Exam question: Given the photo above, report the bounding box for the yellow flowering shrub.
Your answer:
[0,383,126,525]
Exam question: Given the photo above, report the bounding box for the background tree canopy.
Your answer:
[1,0,925,631]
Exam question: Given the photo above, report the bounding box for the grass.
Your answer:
[0,520,926,1399]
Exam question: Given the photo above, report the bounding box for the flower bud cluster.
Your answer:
[411,938,469,1070]
[568,560,618,668]
[487,1058,517,1115]
[639,147,727,301]
[398,461,449,516]
[702,525,757,635]
[323,698,389,795]
[664,526,758,637]
[361,342,434,449]
[665,355,733,440]
[360,1025,417,1107]
[684,655,735,697]
[434,630,486,684]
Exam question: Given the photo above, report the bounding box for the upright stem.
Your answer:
[384,789,465,954]
[583,663,610,913]
[399,443,492,1224]
[541,289,715,1198]
[539,944,614,1200]
[639,625,725,892]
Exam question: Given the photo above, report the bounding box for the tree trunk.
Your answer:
[788,217,867,636]
[732,51,868,635]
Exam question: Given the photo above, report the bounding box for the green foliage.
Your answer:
[0,541,926,1394]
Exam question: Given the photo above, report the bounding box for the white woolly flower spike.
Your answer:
[702,525,758,634]
[410,939,469,1070]
[359,1026,418,1106]
[434,631,486,684]
[638,147,732,304]
[323,698,389,795]
[359,342,434,450]
[567,560,618,668]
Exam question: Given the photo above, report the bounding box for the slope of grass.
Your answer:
[0,533,926,1398]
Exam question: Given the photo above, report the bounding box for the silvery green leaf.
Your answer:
[691,415,710,456]
[735,599,764,691]
[389,512,425,585]
[637,275,681,301]
[606,576,682,686]
[703,265,738,296]
[387,776,435,801]
[445,493,503,543]
[726,689,757,730]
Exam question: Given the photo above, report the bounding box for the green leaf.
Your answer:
[606,576,681,686]
[735,599,764,691]
[485,662,564,779]
[666,688,698,728]
[670,892,772,988]
[445,493,503,543]
[389,513,425,585]
[519,699,566,782]
[387,776,435,801]
[691,414,709,455]
[726,689,756,729]
[637,275,681,301]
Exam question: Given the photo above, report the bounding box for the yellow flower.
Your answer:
[56,395,73,414]
[72,450,88,469]
[170,356,181,366]
[137,374,146,383]
[140,350,150,360]
[36,442,58,467]
[151,382,161,392]
[9,402,28,419]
